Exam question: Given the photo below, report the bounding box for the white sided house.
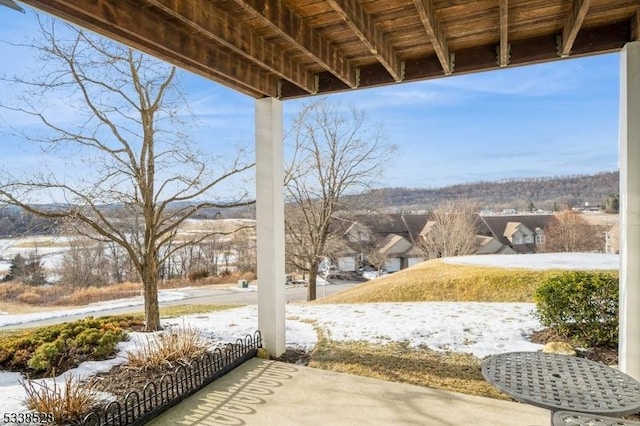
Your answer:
[333,214,429,273]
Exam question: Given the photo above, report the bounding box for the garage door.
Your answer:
[338,257,356,272]
[407,258,424,268]
[384,258,401,272]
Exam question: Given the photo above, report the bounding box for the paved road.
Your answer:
[0,281,359,330]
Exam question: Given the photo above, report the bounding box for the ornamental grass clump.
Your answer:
[126,326,212,370]
[533,271,618,348]
[21,373,103,424]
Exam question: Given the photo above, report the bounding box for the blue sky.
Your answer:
[0,6,620,195]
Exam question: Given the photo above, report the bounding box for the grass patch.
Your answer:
[159,304,241,318]
[158,271,256,289]
[0,271,254,311]
[309,330,506,400]
[0,282,142,307]
[318,259,617,304]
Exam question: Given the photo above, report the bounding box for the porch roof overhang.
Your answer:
[15,0,640,100]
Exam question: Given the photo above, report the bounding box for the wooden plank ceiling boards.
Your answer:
[18,0,640,99]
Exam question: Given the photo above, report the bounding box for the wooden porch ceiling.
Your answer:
[17,0,640,99]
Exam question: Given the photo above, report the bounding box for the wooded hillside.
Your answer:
[366,171,619,212]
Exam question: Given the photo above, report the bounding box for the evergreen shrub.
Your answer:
[0,315,144,376]
[533,271,618,347]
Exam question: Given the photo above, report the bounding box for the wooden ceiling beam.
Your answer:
[498,0,509,67]
[414,0,453,75]
[280,21,630,99]
[558,0,592,57]
[232,0,358,88]
[20,0,276,97]
[632,8,640,41]
[147,0,316,94]
[326,0,403,82]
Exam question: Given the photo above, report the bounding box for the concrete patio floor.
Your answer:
[147,357,549,426]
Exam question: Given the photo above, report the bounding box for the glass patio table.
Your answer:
[481,351,640,423]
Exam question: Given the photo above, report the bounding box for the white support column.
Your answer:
[619,41,640,380]
[255,97,286,357]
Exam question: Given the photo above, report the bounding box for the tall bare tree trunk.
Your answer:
[142,258,161,331]
[308,266,318,301]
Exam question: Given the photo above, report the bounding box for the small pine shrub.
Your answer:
[28,342,63,372]
[534,271,618,347]
[0,315,144,376]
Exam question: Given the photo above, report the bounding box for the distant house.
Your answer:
[477,214,556,254]
[605,222,619,254]
[333,214,429,272]
[475,235,515,255]
[325,213,558,275]
[377,234,424,271]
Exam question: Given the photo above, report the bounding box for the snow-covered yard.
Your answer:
[0,252,619,415]
[443,252,619,270]
[0,301,543,415]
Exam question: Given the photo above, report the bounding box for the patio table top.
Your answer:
[553,410,640,425]
[482,351,640,417]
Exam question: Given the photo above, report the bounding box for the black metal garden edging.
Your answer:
[81,331,262,426]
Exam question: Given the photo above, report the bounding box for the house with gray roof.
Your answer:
[477,214,557,254]
[333,213,429,273]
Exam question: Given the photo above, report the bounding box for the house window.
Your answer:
[535,235,545,244]
[513,235,523,244]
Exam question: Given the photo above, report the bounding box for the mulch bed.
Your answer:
[92,364,175,401]
[528,328,618,365]
[275,348,311,365]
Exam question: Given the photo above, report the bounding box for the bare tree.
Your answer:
[284,99,395,301]
[358,238,388,272]
[105,240,136,283]
[0,18,253,330]
[58,237,110,287]
[544,211,603,252]
[419,200,479,259]
[231,228,256,274]
[339,213,394,272]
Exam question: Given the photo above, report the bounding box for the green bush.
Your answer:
[0,315,144,376]
[28,341,63,371]
[533,271,618,348]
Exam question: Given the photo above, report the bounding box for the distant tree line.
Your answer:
[1,226,257,288]
[0,209,60,238]
[362,171,619,212]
